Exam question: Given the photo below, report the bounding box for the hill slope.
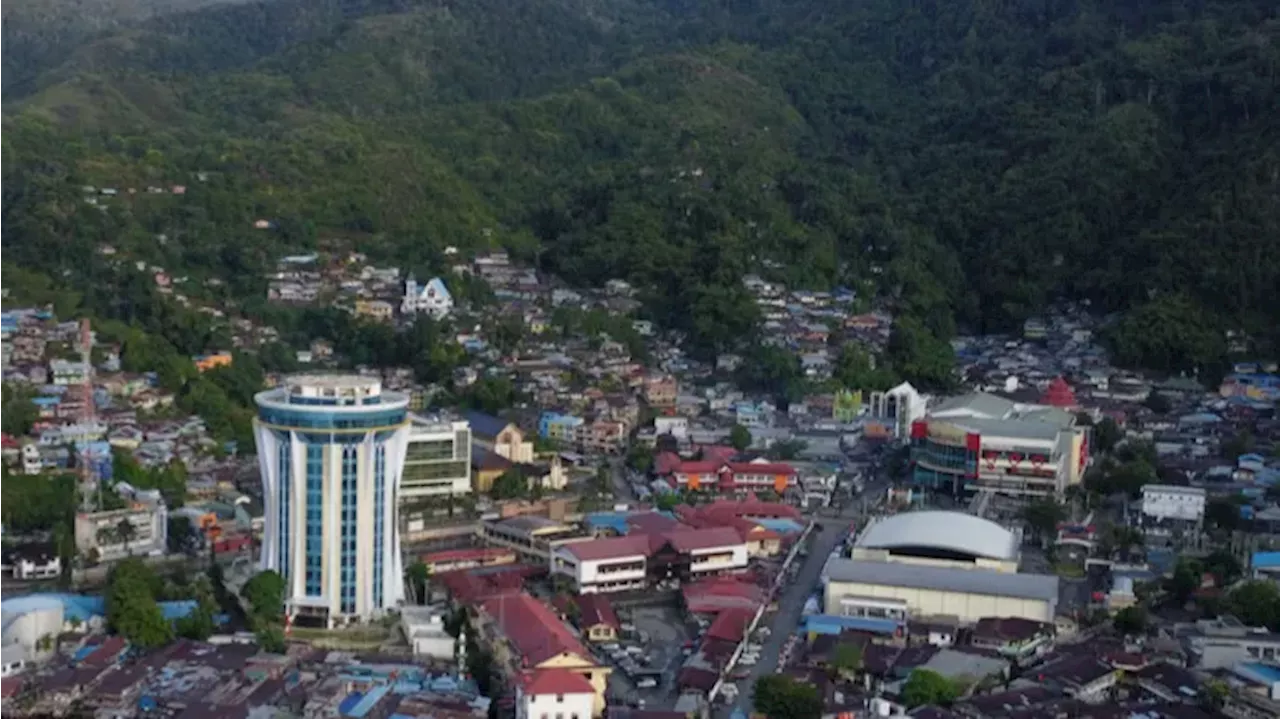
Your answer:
[4,0,1279,368]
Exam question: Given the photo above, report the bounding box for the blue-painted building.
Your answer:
[538,412,583,442]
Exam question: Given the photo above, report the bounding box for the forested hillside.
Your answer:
[3,0,1278,370]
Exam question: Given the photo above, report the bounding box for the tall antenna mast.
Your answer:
[79,318,100,512]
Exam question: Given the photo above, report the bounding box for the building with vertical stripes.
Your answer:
[254,375,410,627]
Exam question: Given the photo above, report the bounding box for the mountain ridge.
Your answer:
[4,0,1279,367]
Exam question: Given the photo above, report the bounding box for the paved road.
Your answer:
[724,465,895,714]
[728,513,859,714]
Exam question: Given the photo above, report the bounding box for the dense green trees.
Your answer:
[2,0,1279,366]
[112,450,189,508]
[1228,581,1280,631]
[901,669,963,708]
[241,570,286,627]
[105,558,174,648]
[1113,606,1150,636]
[753,675,823,719]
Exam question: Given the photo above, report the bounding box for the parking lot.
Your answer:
[603,604,691,709]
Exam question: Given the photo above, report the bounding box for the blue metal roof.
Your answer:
[338,693,364,715]
[1241,662,1280,682]
[1252,551,1280,570]
[584,512,631,535]
[347,685,390,717]
[462,411,511,439]
[756,518,805,534]
[801,614,902,636]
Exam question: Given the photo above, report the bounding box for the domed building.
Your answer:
[823,511,1059,628]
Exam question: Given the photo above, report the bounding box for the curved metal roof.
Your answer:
[857,511,1018,561]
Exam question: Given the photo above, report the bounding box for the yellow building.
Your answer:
[479,592,611,715]
[354,299,394,322]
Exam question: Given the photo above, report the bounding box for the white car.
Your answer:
[738,656,758,667]
[636,678,658,689]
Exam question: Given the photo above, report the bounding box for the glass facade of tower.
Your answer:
[254,375,410,627]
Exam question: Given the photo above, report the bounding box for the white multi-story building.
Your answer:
[49,359,91,386]
[1140,484,1206,524]
[654,415,689,441]
[868,381,927,439]
[74,497,168,560]
[254,375,410,627]
[401,275,453,319]
[550,527,748,594]
[517,669,596,719]
[401,416,472,500]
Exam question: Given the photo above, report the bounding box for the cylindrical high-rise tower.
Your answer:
[254,374,410,627]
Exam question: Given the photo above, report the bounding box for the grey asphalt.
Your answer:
[728,509,873,714]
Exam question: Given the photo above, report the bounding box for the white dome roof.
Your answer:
[857,511,1018,561]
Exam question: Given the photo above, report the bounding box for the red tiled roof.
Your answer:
[520,668,594,696]
[562,535,652,562]
[481,592,591,666]
[664,526,743,552]
[705,608,753,642]
[575,594,620,630]
[1,677,23,699]
[562,524,746,563]
[699,445,738,463]
[672,460,798,477]
[626,512,680,535]
[673,461,718,474]
[725,461,797,475]
[438,564,543,604]
[653,452,683,476]
[82,636,128,667]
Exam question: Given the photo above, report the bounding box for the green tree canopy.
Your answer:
[1113,606,1149,636]
[1105,295,1226,376]
[729,424,753,452]
[1228,581,1280,631]
[753,674,823,719]
[833,344,896,392]
[105,558,173,648]
[490,469,527,500]
[241,570,286,626]
[901,669,962,708]
[886,317,955,391]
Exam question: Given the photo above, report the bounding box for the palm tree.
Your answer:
[97,525,119,549]
[116,518,138,556]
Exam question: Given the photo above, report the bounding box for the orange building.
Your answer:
[193,351,233,372]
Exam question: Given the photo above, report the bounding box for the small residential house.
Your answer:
[574,594,621,643]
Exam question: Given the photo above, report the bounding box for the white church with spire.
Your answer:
[402,275,454,319]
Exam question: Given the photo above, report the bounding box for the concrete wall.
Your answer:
[825,580,1053,624]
